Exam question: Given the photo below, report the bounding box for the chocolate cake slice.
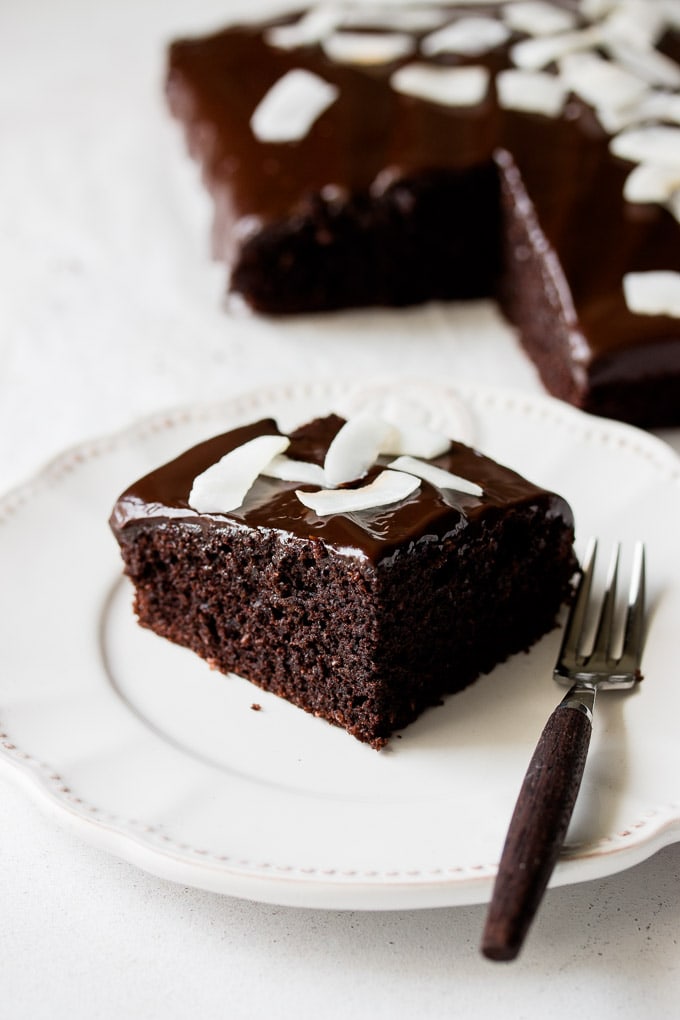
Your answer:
[166,2,680,426]
[109,414,577,749]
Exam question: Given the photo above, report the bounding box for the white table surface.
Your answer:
[2,1,679,1016]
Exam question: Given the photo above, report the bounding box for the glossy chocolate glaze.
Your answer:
[110,415,573,565]
[166,2,680,391]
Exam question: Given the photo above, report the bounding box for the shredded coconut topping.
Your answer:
[189,435,290,514]
[496,69,566,117]
[323,415,396,487]
[420,17,511,58]
[250,69,339,143]
[503,2,578,38]
[257,1,680,294]
[623,270,680,317]
[391,64,490,108]
[296,470,420,516]
[322,31,415,65]
[388,456,484,497]
[188,415,483,519]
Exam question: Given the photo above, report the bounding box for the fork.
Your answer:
[480,538,646,962]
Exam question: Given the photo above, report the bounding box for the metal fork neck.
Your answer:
[558,683,597,725]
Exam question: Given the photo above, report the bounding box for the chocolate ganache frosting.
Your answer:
[110,415,573,565]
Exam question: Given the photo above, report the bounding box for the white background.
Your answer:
[1,1,679,1017]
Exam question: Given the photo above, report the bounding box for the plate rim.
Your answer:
[2,378,680,910]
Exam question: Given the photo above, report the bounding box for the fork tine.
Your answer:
[589,543,620,665]
[619,542,646,673]
[557,536,597,668]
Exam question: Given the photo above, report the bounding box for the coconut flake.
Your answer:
[579,0,617,18]
[497,69,566,117]
[636,90,680,125]
[504,1,578,37]
[388,456,484,497]
[188,435,290,514]
[594,88,680,135]
[296,470,420,516]
[342,6,449,33]
[601,1,667,49]
[610,125,680,165]
[511,26,602,70]
[391,63,490,108]
[558,51,650,114]
[421,17,511,58]
[250,70,339,143]
[265,7,345,50]
[322,30,415,66]
[603,38,680,89]
[380,423,451,459]
[262,455,327,486]
[661,0,680,32]
[323,415,396,487]
[624,162,680,202]
[623,271,680,317]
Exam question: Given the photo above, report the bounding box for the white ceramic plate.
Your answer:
[2,379,680,909]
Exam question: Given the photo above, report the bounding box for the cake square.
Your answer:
[165,2,680,427]
[110,414,577,748]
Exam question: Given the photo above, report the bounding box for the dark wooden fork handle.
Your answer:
[481,697,593,961]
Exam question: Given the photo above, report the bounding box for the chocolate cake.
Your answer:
[166,1,680,426]
[109,414,577,748]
